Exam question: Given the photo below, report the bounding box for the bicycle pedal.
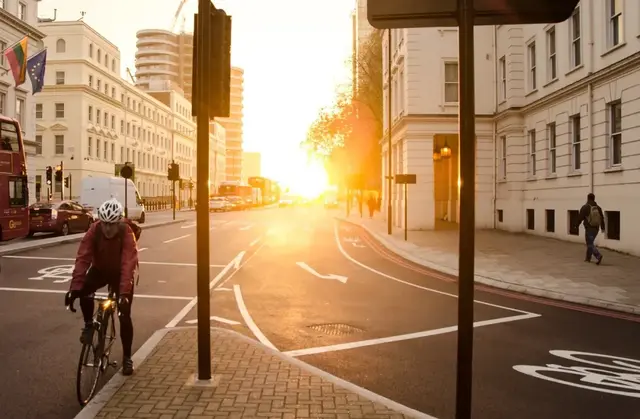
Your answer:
[110,361,118,368]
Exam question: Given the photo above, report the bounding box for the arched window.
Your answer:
[56,39,66,53]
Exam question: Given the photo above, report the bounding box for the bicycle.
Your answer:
[68,288,119,406]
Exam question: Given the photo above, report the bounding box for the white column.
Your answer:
[405,136,435,230]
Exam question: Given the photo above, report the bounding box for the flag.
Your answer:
[27,49,47,94]
[4,36,28,86]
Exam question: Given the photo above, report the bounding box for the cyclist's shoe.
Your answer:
[80,323,93,345]
[122,357,134,376]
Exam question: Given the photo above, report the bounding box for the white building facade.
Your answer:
[217,67,244,182]
[210,121,226,192]
[35,21,204,203]
[382,0,640,255]
[0,0,45,203]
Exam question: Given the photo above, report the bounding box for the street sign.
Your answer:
[115,163,136,181]
[367,0,581,28]
[395,174,416,184]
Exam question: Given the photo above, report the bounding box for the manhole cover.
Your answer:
[307,323,364,336]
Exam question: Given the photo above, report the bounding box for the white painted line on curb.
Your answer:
[164,251,244,328]
[284,312,540,357]
[233,284,277,351]
[0,287,193,300]
[333,222,540,317]
[2,255,225,268]
[163,234,190,243]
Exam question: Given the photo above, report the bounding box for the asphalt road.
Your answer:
[190,206,640,419]
[0,208,266,419]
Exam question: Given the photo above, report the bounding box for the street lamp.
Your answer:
[440,141,452,158]
[433,151,442,161]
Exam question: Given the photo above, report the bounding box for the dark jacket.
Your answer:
[579,200,605,230]
[70,221,138,295]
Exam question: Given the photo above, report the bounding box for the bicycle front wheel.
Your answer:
[76,341,101,406]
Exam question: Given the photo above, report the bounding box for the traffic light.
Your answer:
[54,164,63,182]
[167,162,180,181]
[45,166,52,185]
[64,176,69,188]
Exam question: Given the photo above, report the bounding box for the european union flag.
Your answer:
[27,48,47,94]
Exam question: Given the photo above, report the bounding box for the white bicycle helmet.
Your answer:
[97,198,124,223]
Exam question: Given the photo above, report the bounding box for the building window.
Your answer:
[498,56,506,100]
[55,135,64,155]
[35,135,42,155]
[112,58,116,72]
[88,136,92,157]
[546,27,557,81]
[97,49,101,63]
[88,75,93,87]
[0,91,5,114]
[111,143,115,162]
[88,105,93,121]
[0,40,5,66]
[111,115,115,129]
[96,109,101,125]
[500,135,507,179]
[55,71,65,85]
[104,112,109,127]
[528,129,536,175]
[55,39,66,53]
[497,209,504,223]
[608,101,622,166]
[527,42,537,91]
[104,83,108,95]
[570,115,581,171]
[606,0,622,48]
[444,62,458,103]
[569,7,581,68]
[89,43,93,58]
[55,103,64,118]
[120,146,124,162]
[120,120,124,134]
[526,209,535,230]
[547,122,556,174]
[96,139,101,158]
[15,97,24,125]
[18,2,26,20]
[568,210,580,236]
[605,211,620,241]
[35,103,42,119]
[111,87,116,98]
[97,79,101,91]
[545,209,555,233]
[103,142,107,160]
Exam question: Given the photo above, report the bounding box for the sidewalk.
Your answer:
[78,327,424,419]
[337,213,640,315]
[0,210,191,256]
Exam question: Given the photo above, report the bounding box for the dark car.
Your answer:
[29,200,94,236]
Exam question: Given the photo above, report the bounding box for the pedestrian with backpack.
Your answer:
[579,193,605,265]
[64,198,139,376]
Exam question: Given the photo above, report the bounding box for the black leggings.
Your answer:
[79,268,134,358]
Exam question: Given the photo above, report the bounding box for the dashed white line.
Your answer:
[233,284,277,351]
[163,234,190,243]
[249,237,261,247]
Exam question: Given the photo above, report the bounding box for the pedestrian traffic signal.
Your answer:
[167,162,180,181]
[45,166,52,185]
[54,164,63,182]
[64,176,69,188]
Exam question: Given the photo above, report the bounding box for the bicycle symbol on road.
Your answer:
[29,265,74,283]
[513,350,640,398]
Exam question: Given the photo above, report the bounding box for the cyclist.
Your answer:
[64,198,139,376]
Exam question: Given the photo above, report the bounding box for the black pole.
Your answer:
[455,0,476,417]
[386,28,393,235]
[404,184,408,241]
[69,174,72,200]
[195,0,212,380]
[59,161,64,201]
[123,177,128,219]
[172,178,176,220]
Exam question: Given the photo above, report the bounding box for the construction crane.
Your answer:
[126,68,136,84]
[170,0,189,32]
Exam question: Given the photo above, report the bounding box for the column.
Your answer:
[405,136,435,230]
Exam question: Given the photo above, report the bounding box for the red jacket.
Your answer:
[70,221,138,295]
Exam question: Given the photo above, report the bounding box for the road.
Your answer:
[2,205,639,418]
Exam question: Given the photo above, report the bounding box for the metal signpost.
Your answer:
[193,0,232,381]
[395,174,416,241]
[367,0,580,417]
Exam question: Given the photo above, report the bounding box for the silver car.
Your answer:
[209,197,229,212]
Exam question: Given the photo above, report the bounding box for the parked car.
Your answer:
[227,196,247,211]
[28,200,94,236]
[209,197,229,212]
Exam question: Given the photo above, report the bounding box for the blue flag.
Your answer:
[27,48,47,94]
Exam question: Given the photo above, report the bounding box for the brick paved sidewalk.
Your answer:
[337,214,640,315]
[80,327,426,419]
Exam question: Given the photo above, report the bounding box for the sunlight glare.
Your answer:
[287,160,329,199]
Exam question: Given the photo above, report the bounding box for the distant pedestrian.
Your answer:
[579,193,605,265]
[367,195,376,218]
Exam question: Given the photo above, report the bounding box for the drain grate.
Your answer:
[307,323,364,336]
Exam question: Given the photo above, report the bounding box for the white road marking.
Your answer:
[233,251,246,269]
[333,222,539,317]
[2,255,225,268]
[213,287,232,292]
[0,287,193,300]
[181,223,196,229]
[239,224,253,231]
[158,280,167,283]
[164,251,245,328]
[163,234,190,243]
[184,316,241,325]
[138,247,148,252]
[284,312,540,357]
[249,237,261,247]
[233,284,277,350]
[216,243,265,288]
[296,262,348,284]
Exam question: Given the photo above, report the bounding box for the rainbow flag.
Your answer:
[4,37,28,86]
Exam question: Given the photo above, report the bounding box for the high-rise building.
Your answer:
[1,0,46,203]
[217,67,244,182]
[134,29,193,101]
[242,152,261,182]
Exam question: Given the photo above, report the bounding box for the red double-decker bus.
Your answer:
[0,116,29,241]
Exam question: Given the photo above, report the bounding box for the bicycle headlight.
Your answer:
[102,300,112,309]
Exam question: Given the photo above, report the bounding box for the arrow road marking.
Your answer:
[352,242,366,248]
[343,237,360,243]
[184,316,241,325]
[233,251,246,269]
[295,262,348,284]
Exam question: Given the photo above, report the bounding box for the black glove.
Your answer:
[117,295,132,316]
[65,290,82,312]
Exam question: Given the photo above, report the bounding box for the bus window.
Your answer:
[0,121,19,152]
[9,176,28,207]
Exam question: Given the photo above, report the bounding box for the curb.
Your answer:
[75,326,433,419]
[336,217,640,316]
[0,218,188,257]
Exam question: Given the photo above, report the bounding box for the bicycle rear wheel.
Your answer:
[76,336,101,406]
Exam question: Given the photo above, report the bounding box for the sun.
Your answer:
[287,160,329,198]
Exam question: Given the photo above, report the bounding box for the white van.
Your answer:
[80,177,146,223]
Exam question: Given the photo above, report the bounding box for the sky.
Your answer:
[37,0,354,189]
